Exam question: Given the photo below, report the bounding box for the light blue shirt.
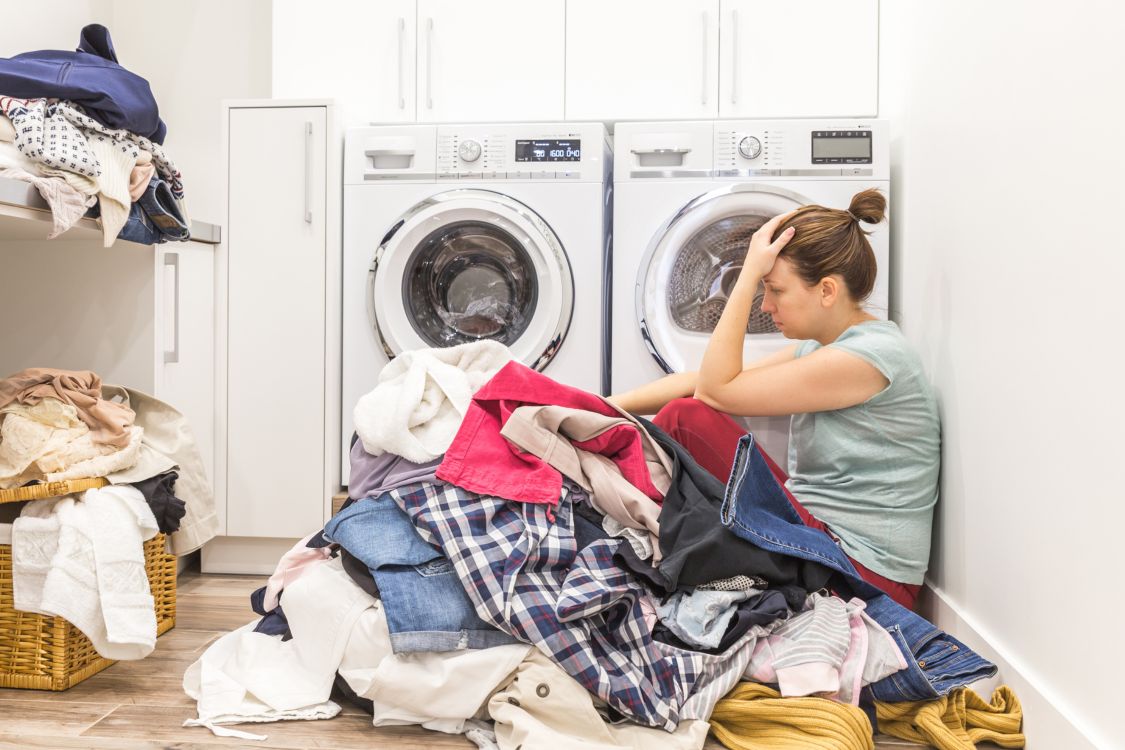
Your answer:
[787,321,940,584]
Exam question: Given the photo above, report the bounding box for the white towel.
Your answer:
[12,485,160,660]
[353,340,512,463]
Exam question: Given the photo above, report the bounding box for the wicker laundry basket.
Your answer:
[0,477,176,690]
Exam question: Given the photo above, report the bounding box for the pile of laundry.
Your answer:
[0,24,188,245]
[183,341,1024,750]
[0,367,218,659]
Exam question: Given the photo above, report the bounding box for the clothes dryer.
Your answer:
[611,119,890,463]
[342,123,611,482]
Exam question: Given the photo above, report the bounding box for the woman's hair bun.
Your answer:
[848,188,886,225]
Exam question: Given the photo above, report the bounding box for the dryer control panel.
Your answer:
[612,119,889,181]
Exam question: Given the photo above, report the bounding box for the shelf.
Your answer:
[0,175,221,245]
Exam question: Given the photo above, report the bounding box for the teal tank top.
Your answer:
[787,320,940,585]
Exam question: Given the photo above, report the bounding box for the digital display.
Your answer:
[515,139,582,162]
[811,131,872,164]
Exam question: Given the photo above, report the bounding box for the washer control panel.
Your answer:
[436,123,605,181]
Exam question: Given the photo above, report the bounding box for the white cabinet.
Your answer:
[417,0,565,123]
[273,0,565,127]
[273,0,416,126]
[207,100,341,573]
[565,0,878,121]
[718,0,879,118]
[566,0,719,121]
[156,243,216,484]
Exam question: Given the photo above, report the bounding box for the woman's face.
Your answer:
[760,257,823,339]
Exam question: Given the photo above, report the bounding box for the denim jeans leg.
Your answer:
[323,495,517,653]
[137,177,190,241]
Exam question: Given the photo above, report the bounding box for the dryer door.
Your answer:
[369,189,573,370]
[637,183,810,374]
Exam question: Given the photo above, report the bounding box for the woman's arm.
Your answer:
[607,371,697,415]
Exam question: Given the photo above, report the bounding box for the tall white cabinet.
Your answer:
[204,100,341,574]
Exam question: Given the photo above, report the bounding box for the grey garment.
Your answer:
[346,439,441,501]
[655,588,757,650]
[500,404,672,560]
[102,385,218,555]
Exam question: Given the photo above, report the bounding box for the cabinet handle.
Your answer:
[304,121,313,223]
[701,12,708,106]
[163,252,179,365]
[731,9,739,105]
[397,17,405,109]
[425,17,434,110]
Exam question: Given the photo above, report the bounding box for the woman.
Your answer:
[610,189,939,609]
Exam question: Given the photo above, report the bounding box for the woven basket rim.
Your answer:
[0,477,110,505]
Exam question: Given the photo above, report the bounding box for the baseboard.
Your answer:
[200,535,300,575]
[918,583,1106,750]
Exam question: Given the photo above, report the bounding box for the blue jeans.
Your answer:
[137,177,189,241]
[118,202,165,245]
[720,434,996,701]
[323,494,518,653]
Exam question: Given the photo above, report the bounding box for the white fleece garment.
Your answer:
[353,340,512,462]
[12,485,159,660]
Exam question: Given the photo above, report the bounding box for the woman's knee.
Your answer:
[653,397,716,430]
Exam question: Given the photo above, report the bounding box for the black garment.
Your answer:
[635,417,834,594]
[651,589,789,654]
[130,470,186,534]
[332,672,374,714]
[249,585,292,640]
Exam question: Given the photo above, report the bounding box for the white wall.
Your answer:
[0,0,112,55]
[880,2,1125,748]
[108,0,272,226]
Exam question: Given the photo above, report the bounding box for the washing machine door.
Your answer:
[368,189,573,370]
[637,183,811,373]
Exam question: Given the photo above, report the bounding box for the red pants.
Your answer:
[652,398,921,610]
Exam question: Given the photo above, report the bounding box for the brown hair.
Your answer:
[775,188,886,303]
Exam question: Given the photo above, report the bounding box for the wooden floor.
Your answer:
[0,568,933,749]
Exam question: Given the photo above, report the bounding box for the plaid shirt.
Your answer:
[389,481,720,730]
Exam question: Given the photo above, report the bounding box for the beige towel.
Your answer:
[128,162,155,201]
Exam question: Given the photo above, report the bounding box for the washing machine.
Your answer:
[342,122,612,482]
[612,119,890,462]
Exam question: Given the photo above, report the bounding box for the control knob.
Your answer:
[458,139,482,163]
[738,136,762,160]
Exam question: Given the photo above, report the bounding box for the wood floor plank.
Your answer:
[81,705,475,749]
[0,699,117,736]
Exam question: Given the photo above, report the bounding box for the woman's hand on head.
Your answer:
[742,211,796,279]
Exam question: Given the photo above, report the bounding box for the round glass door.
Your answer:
[637,184,810,373]
[369,189,573,371]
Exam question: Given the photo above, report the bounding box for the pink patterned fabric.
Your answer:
[262,532,332,611]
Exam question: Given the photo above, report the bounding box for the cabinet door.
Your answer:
[719,0,878,118]
[226,106,327,538]
[273,0,416,125]
[156,242,216,487]
[417,0,565,123]
[566,0,719,121]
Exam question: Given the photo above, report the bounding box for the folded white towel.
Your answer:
[353,340,512,463]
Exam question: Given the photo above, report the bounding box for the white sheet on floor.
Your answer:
[182,557,373,736]
[338,602,531,735]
